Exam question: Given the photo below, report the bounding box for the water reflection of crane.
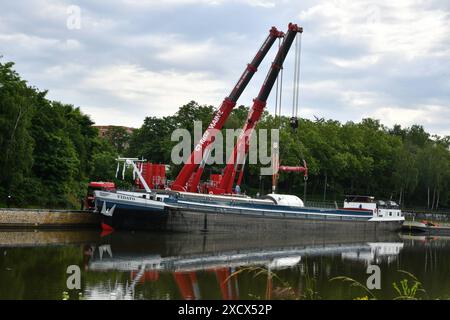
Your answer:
[87,245,241,300]
[132,263,303,300]
[171,269,239,300]
[127,268,240,300]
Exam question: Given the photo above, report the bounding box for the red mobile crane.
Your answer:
[171,27,284,192]
[218,23,304,194]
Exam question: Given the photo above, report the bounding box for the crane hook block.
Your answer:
[290,117,299,130]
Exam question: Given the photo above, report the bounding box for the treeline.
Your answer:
[1,61,449,209]
[127,101,450,209]
[271,117,450,209]
[0,61,117,208]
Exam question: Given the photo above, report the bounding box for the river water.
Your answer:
[0,230,449,300]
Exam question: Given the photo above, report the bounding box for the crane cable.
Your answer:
[279,57,283,120]
[291,34,307,202]
[292,33,302,118]
[275,33,303,122]
[271,37,284,192]
[293,34,307,177]
[292,35,298,118]
[274,38,279,120]
[290,34,302,133]
[274,37,284,125]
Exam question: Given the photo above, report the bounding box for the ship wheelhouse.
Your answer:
[343,195,403,219]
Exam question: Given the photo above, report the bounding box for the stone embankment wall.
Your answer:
[0,208,99,228]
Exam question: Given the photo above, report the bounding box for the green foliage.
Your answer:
[0,60,117,208]
[332,270,428,300]
[228,266,297,300]
[392,270,426,300]
[127,116,176,163]
[125,98,450,208]
[330,276,377,300]
[1,59,449,209]
[224,265,433,300]
[246,116,449,207]
[90,138,117,182]
[103,126,130,155]
[0,61,36,203]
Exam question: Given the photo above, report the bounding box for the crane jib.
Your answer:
[172,26,283,191]
[219,23,303,194]
[194,109,224,152]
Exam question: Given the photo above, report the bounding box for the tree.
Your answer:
[1,59,449,209]
[392,143,418,207]
[0,60,118,208]
[127,116,175,163]
[0,61,36,203]
[103,126,131,155]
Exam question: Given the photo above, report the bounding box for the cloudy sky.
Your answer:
[1,0,449,136]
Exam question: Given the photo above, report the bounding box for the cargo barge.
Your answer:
[94,190,404,233]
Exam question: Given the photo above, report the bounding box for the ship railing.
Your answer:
[304,200,338,209]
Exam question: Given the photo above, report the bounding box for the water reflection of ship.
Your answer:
[340,242,404,265]
[83,232,403,300]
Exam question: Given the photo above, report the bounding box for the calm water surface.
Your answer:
[0,230,449,300]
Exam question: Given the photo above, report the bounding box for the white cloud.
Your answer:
[81,63,226,125]
[121,0,277,7]
[326,55,380,69]
[0,33,82,53]
[156,39,218,65]
[340,90,380,109]
[125,34,229,69]
[0,33,59,50]
[300,0,450,59]
[42,62,86,78]
[293,0,450,136]
[34,0,69,19]
[122,0,223,6]
[63,38,82,50]
[365,104,450,135]
[244,0,276,8]
[1,0,449,137]
[299,80,381,110]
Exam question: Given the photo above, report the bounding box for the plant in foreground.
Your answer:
[330,276,377,300]
[226,266,434,300]
[226,264,320,300]
[331,270,428,300]
[392,270,426,300]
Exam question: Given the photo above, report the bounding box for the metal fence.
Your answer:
[403,211,450,222]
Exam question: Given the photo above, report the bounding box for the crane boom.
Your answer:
[172,27,284,192]
[219,23,303,194]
